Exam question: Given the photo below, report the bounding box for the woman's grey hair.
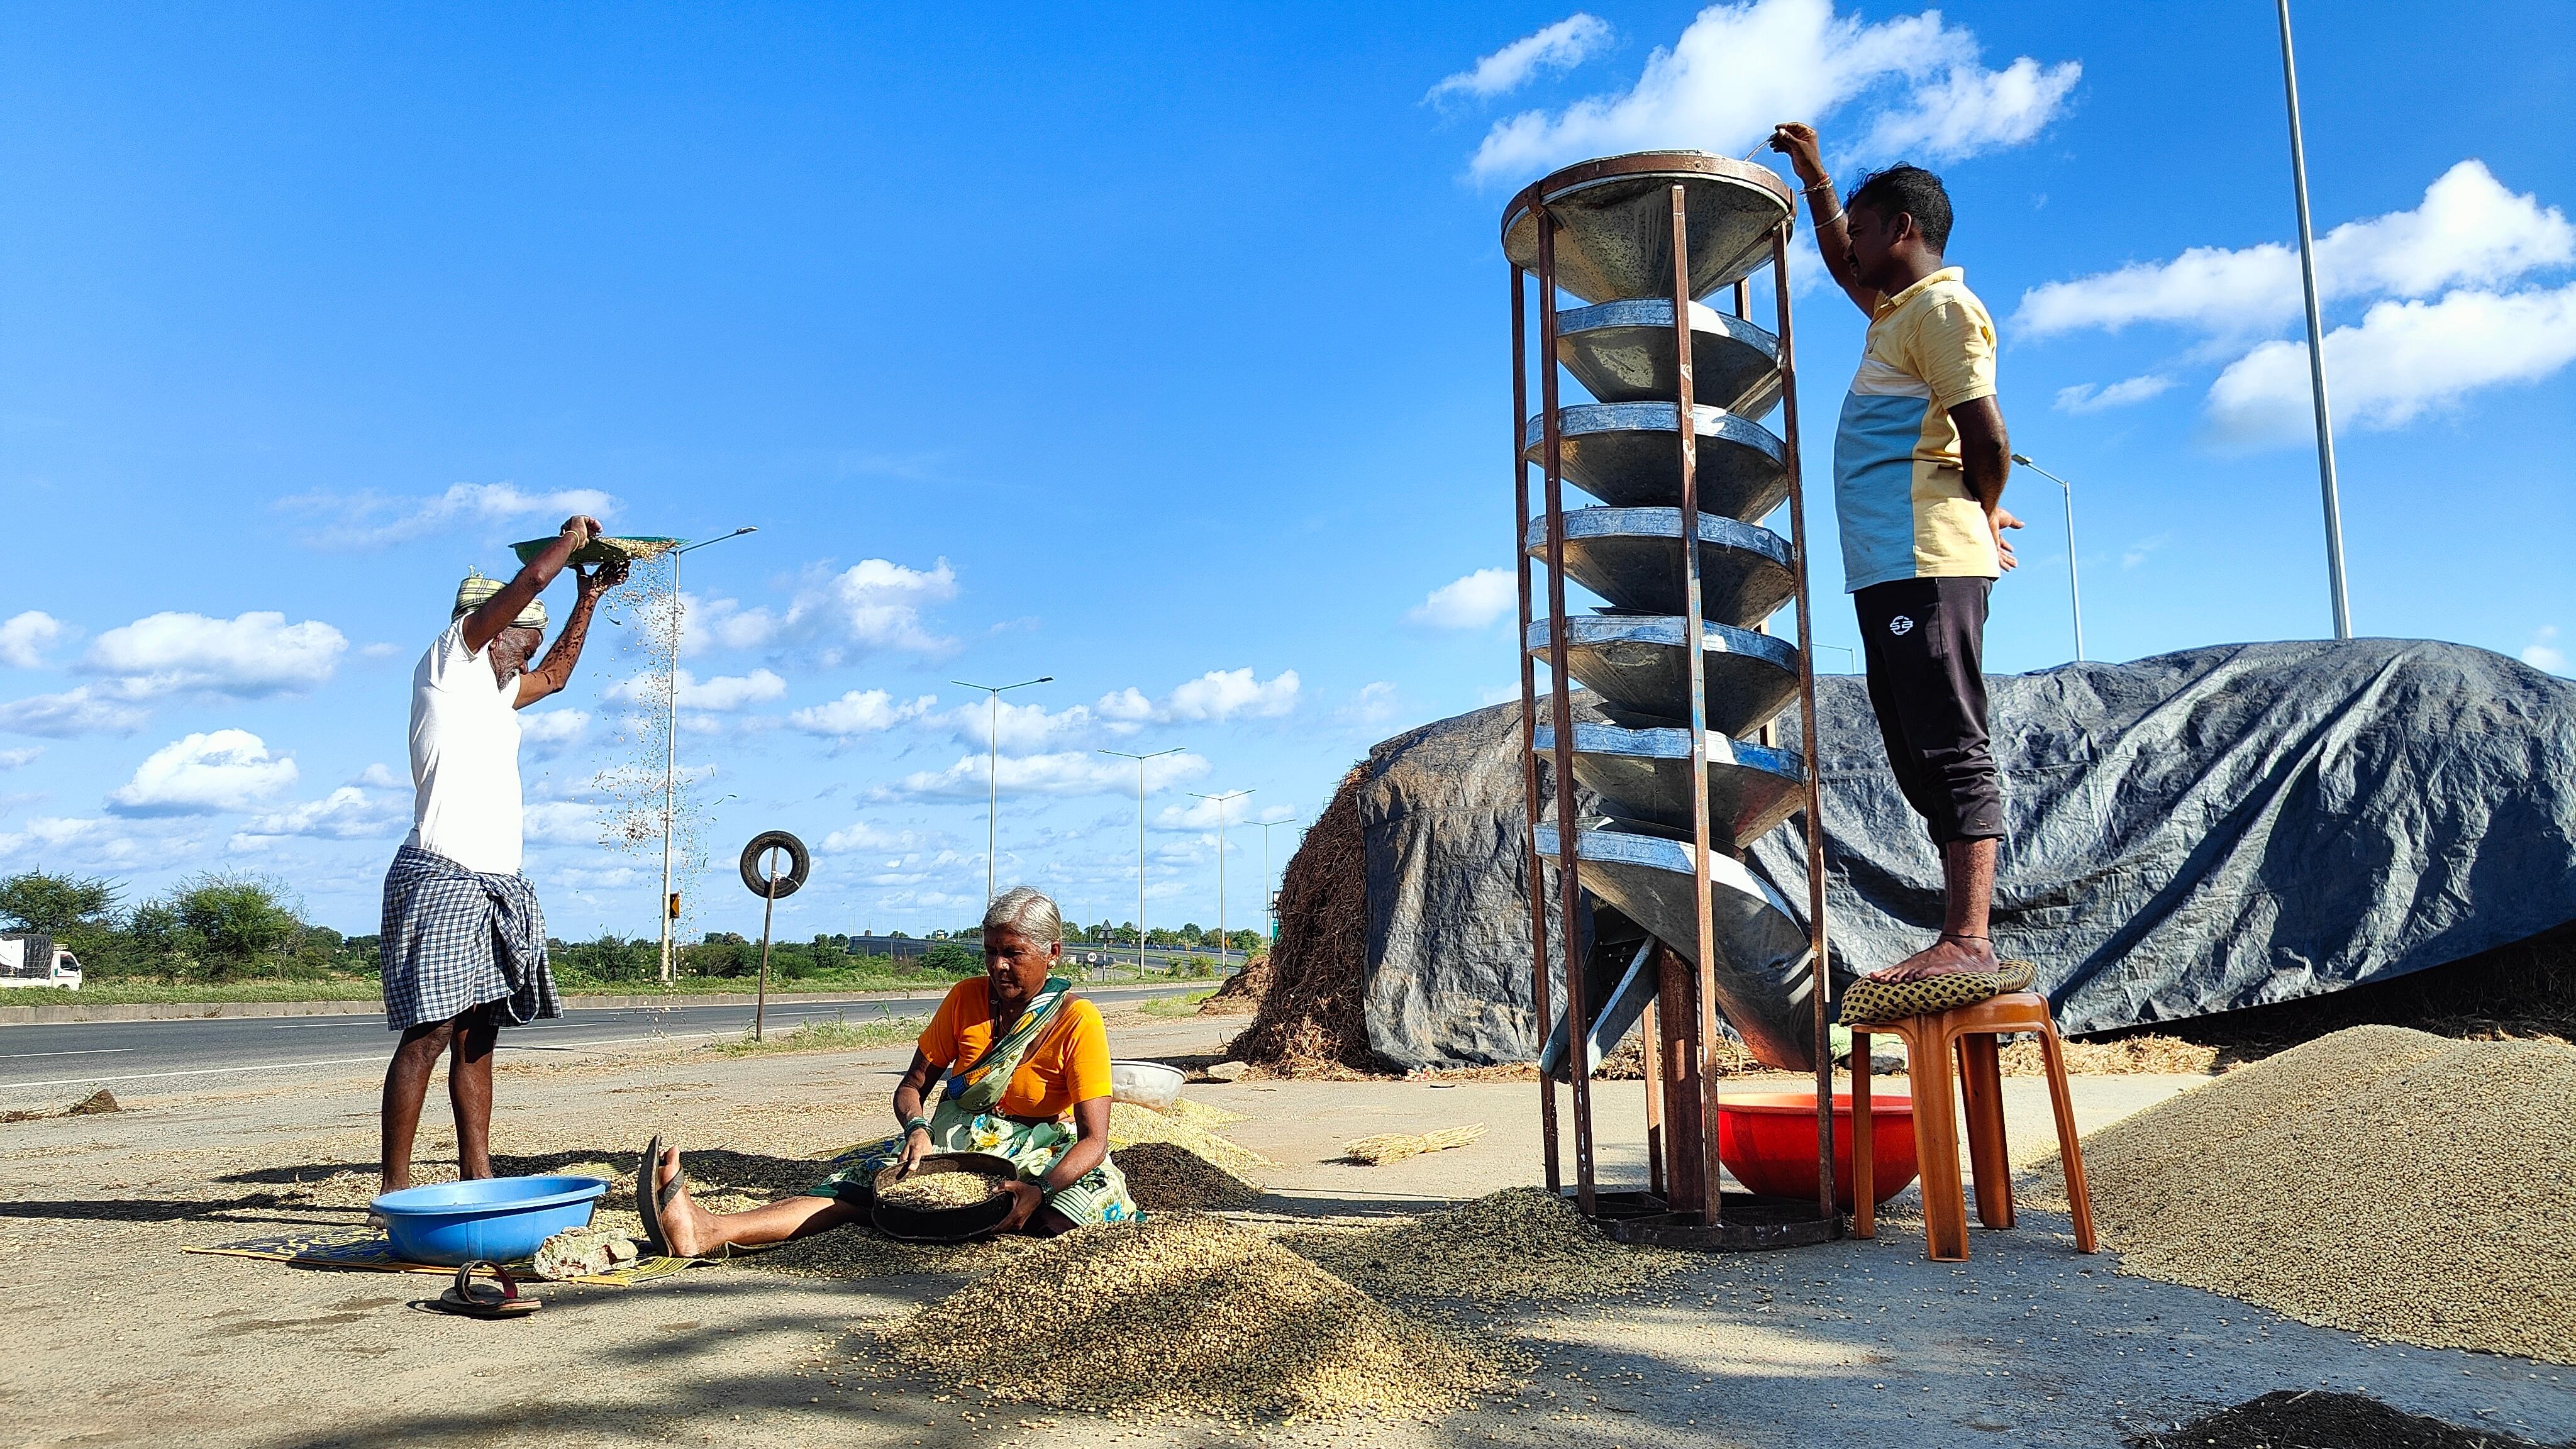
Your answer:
[981,887,1063,949]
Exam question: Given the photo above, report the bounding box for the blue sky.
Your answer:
[4,1,2570,940]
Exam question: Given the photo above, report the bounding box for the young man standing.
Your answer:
[377,516,628,1192]
[1768,123,2023,984]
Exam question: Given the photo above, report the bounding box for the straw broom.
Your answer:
[1341,1123,1485,1165]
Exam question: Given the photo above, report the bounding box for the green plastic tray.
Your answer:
[510,535,681,567]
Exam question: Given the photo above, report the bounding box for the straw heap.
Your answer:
[2068,1024,2576,1363]
[877,1213,1521,1418]
[1341,1123,1485,1165]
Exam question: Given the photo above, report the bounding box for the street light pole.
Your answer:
[1189,790,1252,962]
[658,526,757,984]
[2277,0,2353,640]
[1253,813,1299,941]
[2011,453,2085,662]
[952,675,1052,904]
[1099,747,1182,976]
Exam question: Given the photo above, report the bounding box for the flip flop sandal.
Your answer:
[635,1134,672,1256]
[436,1260,540,1319]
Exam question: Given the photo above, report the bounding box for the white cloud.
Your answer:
[0,612,71,670]
[938,697,1094,753]
[81,611,347,699]
[0,687,148,738]
[1167,669,1300,723]
[610,668,786,712]
[686,560,958,663]
[357,762,408,788]
[523,801,602,846]
[283,482,620,549]
[233,786,406,843]
[517,709,591,746]
[1466,0,2078,184]
[1860,54,2080,160]
[106,730,299,816]
[0,747,39,769]
[2524,626,2567,675]
[819,820,939,853]
[1409,568,1518,630]
[1095,687,1155,726]
[1152,795,1277,831]
[787,689,940,740]
[1344,681,1400,726]
[2053,374,2174,414]
[2018,161,2573,338]
[0,815,106,857]
[2123,532,2174,570]
[879,749,1209,802]
[1428,14,1612,103]
[2206,281,2576,444]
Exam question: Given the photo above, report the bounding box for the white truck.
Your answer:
[0,932,82,990]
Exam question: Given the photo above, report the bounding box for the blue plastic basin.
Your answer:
[370,1175,609,1266]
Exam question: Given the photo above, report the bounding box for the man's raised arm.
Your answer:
[1767,123,1876,318]
[462,514,599,654]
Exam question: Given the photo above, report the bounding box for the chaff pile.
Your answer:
[1341,1124,1484,1165]
[1225,767,1385,1075]
[877,1213,1520,1419]
[1280,1187,1688,1304]
[2068,1024,2576,1363]
[1108,1102,1270,1181]
[1117,1141,1263,1211]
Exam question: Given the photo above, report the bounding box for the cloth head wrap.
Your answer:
[453,573,547,630]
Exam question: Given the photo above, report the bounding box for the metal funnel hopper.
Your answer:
[1557,299,1781,417]
[1533,721,1804,852]
[1535,824,1832,1070]
[1526,615,1801,738]
[1526,506,1792,628]
[1502,152,1795,303]
[1523,403,1786,518]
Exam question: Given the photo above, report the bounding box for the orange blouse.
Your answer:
[917,977,1112,1121]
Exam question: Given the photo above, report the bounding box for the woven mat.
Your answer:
[183,1228,702,1286]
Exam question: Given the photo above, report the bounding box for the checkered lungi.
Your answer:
[378,843,558,1032]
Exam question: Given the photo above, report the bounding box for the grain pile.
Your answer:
[747,1225,1033,1280]
[1281,1187,1688,1303]
[877,1213,1521,1418]
[1163,1097,1246,1131]
[2068,1024,2576,1363]
[1999,1033,2218,1075]
[878,1170,1004,1211]
[1226,767,1386,1075]
[1108,1102,1271,1181]
[1117,1141,1263,1211]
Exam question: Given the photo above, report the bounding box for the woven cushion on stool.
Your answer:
[1837,958,2036,1026]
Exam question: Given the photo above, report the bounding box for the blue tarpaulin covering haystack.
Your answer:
[1307,639,2576,1071]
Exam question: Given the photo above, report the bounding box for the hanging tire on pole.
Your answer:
[736,830,808,1042]
[740,830,809,899]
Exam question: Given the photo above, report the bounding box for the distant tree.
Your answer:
[0,871,120,934]
[921,940,979,976]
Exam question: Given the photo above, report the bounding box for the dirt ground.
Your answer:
[3,1004,2571,1449]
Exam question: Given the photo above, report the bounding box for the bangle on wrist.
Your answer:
[903,1116,931,1136]
[1816,208,1845,229]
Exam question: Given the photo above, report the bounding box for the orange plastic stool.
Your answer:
[1850,991,2097,1262]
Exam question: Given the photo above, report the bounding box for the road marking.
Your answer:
[0,1047,136,1060]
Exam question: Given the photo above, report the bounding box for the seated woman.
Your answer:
[635,886,1135,1256]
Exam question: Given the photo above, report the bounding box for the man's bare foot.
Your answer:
[653,1146,716,1258]
[1867,933,1996,984]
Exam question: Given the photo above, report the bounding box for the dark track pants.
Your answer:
[1854,576,2004,847]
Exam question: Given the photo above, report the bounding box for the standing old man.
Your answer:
[378,515,628,1194]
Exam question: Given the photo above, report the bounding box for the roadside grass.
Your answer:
[702,1015,926,1057]
[4,960,1206,1009]
[1138,988,1218,1018]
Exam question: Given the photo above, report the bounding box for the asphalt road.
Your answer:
[0,982,1206,1097]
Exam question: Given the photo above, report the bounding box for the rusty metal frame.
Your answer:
[1512,263,1562,1197]
[1512,155,1835,1248]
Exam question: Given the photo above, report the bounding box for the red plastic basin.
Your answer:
[1715,1092,1919,1211]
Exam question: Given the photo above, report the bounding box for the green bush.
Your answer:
[921,940,980,977]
